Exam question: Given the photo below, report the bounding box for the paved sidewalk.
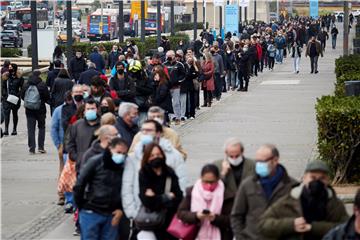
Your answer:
[1,24,353,239]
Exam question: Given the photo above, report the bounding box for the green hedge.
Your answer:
[1,48,22,57]
[27,33,190,59]
[335,54,360,78]
[335,71,360,96]
[174,22,209,32]
[316,96,360,184]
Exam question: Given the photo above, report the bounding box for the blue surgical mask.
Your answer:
[85,110,97,121]
[256,161,270,178]
[112,153,126,164]
[141,134,154,145]
[131,116,139,125]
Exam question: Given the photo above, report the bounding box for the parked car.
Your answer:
[3,20,23,32]
[57,28,80,44]
[1,30,23,48]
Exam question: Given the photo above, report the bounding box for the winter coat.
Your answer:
[2,71,24,108]
[152,81,173,114]
[231,165,298,240]
[224,52,236,71]
[73,149,125,215]
[69,56,87,81]
[78,67,100,86]
[50,77,74,108]
[163,61,186,88]
[323,215,358,240]
[114,117,139,147]
[46,68,60,90]
[256,43,263,61]
[275,36,286,49]
[61,101,77,133]
[181,63,198,93]
[80,139,105,171]
[236,51,250,74]
[267,44,277,58]
[258,184,349,240]
[21,75,50,116]
[212,53,224,74]
[202,60,215,91]
[89,51,105,72]
[109,73,136,103]
[50,104,64,149]
[305,40,323,57]
[130,71,153,112]
[108,51,120,69]
[177,186,234,240]
[122,137,188,219]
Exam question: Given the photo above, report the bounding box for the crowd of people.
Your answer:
[1,13,359,240]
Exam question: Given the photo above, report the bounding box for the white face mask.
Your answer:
[228,156,243,166]
[153,117,164,125]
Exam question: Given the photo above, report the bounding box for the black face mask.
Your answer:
[148,157,164,169]
[74,95,83,102]
[167,57,173,62]
[100,106,109,114]
[210,51,216,55]
[307,179,327,198]
[117,69,124,75]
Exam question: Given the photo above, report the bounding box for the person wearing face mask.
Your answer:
[259,161,348,240]
[90,75,111,104]
[177,164,233,240]
[275,32,286,64]
[68,51,87,83]
[214,138,254,195]
[73,137,128,240]
[100,97,115,115]
[137,143,183,240]
[231,144,298,240]
[235,45,251,91]
[129,107,187,159]
[114,102,139,147]
[151,67,173,121]
[78,62,101,86]
[108,45,121,70]
[109,62,136,103]
[305,36,323,74]
[224,46,237,91]
[267,38,276,71]
[66,98,101,174]
[210,46,225,101]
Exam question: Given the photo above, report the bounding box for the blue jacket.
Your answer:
[78,67,100,86]
[275,36,286,49]
[89,51,105,72]
[51,104,64,148]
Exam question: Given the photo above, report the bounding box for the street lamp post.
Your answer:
[118,0,124,43]
[141,0,145,41]
[170,0,175,36]
[30,0,38,70]
[194,0,197,41]
[157,0,161,47]
[66,0,72,67]
[343,1,349,56]
[254,0,257,22]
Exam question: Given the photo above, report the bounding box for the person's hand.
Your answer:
[145,189,155,197]
[196,211,207,221]
[111,209,123,226]
[167,192,175,199]
[221,159,231,177]
[208,213,216,222]
[294,217,311,233]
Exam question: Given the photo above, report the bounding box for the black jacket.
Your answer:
[2,73,24,108]
[109,73,136,103]
[50,77,74,108]
[236,51,250,74]
[78,67,100,86]
[21,76,50,116]
[61,101,77,132]
[81,139,105,169]
[130,71,153,112]
[224,52,236,71]
[108,51,120,69]
[152,81,173,114]
[114,117,139,147]
[163,61,186,88]
[181,63,198,93]
[73,149,125,215]
[46,68,60,90]
[69,56,87,81]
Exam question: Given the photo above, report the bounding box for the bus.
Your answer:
[144,7,164,35]
[10,8,48,30]
[87,8,121,41]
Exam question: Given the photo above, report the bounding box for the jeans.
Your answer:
[79,210,118,240]
[310,56,319,72]
[170,88,181,120]
[3,101,19,132]
[332,37,337,49]
[26,113,46,152]
[226,70,236,89]
[293,57,300,72]
[179,92,187,118]
[214,73,222,99]
[276,49,284,63]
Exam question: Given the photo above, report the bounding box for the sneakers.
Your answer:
[3,131,9,136]
[29,150,35,155]
[315,70,319,74]
[64,203,74,214]
[180,117,186,122]
[38,149,47,154]
[57,198,65,206]
[73,226,81,236]
[189,117,195,120]
[11,131,17,136]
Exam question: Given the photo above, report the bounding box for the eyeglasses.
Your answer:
[141,128,155,134]
[256,155,275,162]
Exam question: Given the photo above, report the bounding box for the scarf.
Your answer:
[191,179,224,240]
[259,165,284,199]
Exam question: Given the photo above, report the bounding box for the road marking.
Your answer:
[261,80,300,85]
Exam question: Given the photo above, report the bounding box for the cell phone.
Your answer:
[202,209,210,215]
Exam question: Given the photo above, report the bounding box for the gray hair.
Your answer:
[176,49,184,57]
[223,137,244,152]
[72,84,83,92]
[87,61,96,69]
[148,106,165,117]
[166,50,175,57]
[118,102,138,118]
[95,124,118,139]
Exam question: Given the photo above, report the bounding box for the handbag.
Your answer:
[134,177,172,231]
[57,158,76,193]
[198,73,211,82]
[6,80,19,105]
[167,214,198,240]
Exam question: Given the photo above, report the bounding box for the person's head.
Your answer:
[139,120,163,145]
[255,144,280,178]
[75,51,82,59]
[72,84,84,103]
[8,63,18,76]
[354,189,360,220]
[98,44,105,51]
[200,164,220,192]
[224,137,244,166]
[166,50,175,63]
[95,125,119,148]
[3,59,10,68]
[64,90,73,104]
[118,55,126,62]
[302,161,330,188]
[157,46,164,53]
[311,36,316,42]
[175,50,184,62]
[53,46,63,57]
[186,48,194,57]
[153,67,169,85]
[112,45,118,52]
[118,102,139,126]
[88,61,96,69]
[115,61,126,75]
[93,46,99,52]
[178,40,183,46]
[204,51,212,62]
[84,98,99,122]
[100,112,117,125]
[54,60,62,69]
[90,76,105,96]
[100,97,115,115]
[57,68,70,79]
[186,56,194,66]
[109,137,129,165]
[141,143,166,170]
[82,84,91,99]
[147,106,165,125]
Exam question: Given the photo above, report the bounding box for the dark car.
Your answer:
[3,20,23,32]
[1,30,23,48]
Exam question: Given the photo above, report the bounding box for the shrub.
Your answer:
[1,48,22,57]
[335,54,360,77]
[316,96,360,184]
[335,71,360,96]
[174,22,209,32]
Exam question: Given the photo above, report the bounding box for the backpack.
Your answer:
[24,85,41,110]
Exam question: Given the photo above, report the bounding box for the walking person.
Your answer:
[330,25,339,49]
[275,32,286,64]
[21,70,50,154]
[236,46,250,92]
[291,41,302,74]
[2,63,23,136]
[317,29,329,52]
[306,36,323,74]
[68,51,87,83]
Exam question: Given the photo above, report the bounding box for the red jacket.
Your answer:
[201,61,215,91]
[256,43,263,61]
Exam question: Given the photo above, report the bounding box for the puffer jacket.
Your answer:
[50,77,74,108]
[109,73,136,103]
[21,75,50,116]
[73,149,124,215]
[80,139,105,171]
[121,137,188,219]
[322,215,357,240]
[69,56,87,81]
[2,71,24,108]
